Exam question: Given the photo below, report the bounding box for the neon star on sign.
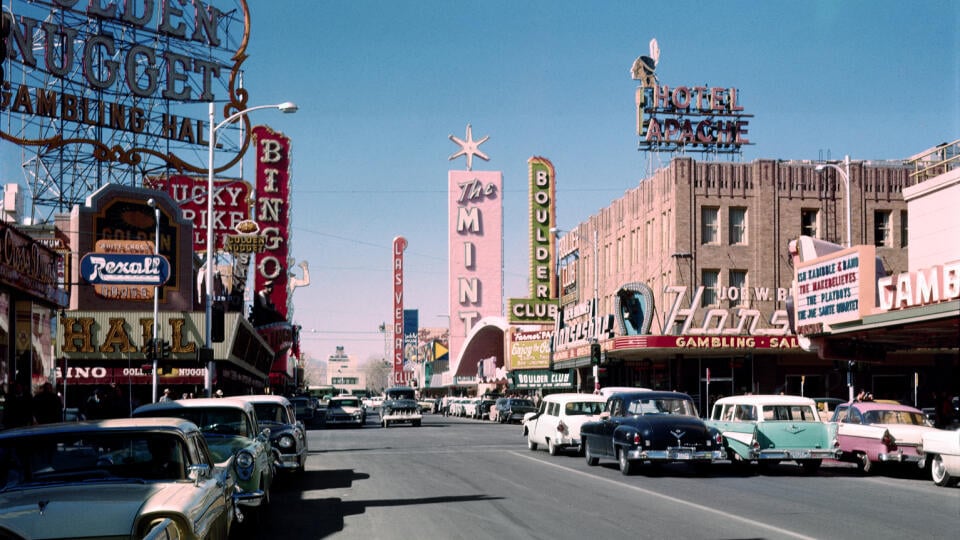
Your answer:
[448,124,490,171]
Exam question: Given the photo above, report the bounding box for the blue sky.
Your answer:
[235,1,958,364]
[6,1,957,365]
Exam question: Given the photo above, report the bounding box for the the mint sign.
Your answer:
[80,253,171,286]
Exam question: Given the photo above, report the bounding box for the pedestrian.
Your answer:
[158,388,173,403]
[32,382,63,424]
[83,388,106,420]
[3,381,35,428]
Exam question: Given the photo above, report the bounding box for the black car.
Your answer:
[580,391,725,475]
[289,396,322,427]
[476,398,497,420]
[497,398,537,424]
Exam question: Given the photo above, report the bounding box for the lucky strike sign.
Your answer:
[145,175,253,253]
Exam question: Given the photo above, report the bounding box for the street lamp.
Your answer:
[815,155,852,247]
[205,101,298,397]
[148,198,160,403]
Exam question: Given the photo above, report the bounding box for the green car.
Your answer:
[706,395,840,473]
[133,397,276,518]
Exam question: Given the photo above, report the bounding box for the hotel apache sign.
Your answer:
[632,39,752,154]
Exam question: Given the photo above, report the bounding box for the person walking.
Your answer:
[32,382,63,424]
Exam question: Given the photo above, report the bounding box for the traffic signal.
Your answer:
[0,11,11,85]
[159,339,171,359]
[145,338,157,361]
[141,363,153,375]
[211,303,225,343]
[590,343,600,365]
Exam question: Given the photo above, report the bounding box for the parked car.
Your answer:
[489,398,505,421]
[476,398,497,420]
[921,428,960,487]
[418,397,436,413]
[580,390,725,475]
[0,417,255,539]
[496,398,537,424]
[524,393,606,456]
[290,395,322,427]
[814,397,846,422]
[706,395,840,473]
[381,387,422,427]
[133,397,275,513]
[325,395,366,427]
[461,397,481,418]
[830,401,938,473]
[233,395,308,473]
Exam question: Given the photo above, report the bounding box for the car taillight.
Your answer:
[633,432,641,445]
[881,430,896,448]
[714,433,724,446]
[557,420,568,434]
[751,439,760,450]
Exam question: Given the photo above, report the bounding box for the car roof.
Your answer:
[712,394,816,406]
[232,394,292,406]
[134,396,255,415]
[599,386,652,397]
[543,393,607,403]
[0,417,201,440]
[846,402,922,413]
[608,390,691,400]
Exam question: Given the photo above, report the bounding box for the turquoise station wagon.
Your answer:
[706,395,840,473]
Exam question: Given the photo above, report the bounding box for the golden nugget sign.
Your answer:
[1,1,250,168]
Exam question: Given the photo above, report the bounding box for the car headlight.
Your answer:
[278,435,295,449]
[235,450,255,480]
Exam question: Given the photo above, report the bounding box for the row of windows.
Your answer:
[701,207,748,246]
[700,269,749,307]
[800,209,908,248]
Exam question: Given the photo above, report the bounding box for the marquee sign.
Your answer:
[1,1,253,174]
[793,246,877,334]
[80,253,170,286]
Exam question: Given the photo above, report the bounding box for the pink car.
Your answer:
[830,401,939,473]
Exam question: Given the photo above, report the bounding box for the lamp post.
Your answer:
[205,101,298,397]
[815,155,854,403]
[147,198,160,403]
[815,155,852,248]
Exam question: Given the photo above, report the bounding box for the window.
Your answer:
[875,210,892,247]
[701,270,719,306]
[900,210,908,247]
[729,207,747,245]
[701,207,719,245]
[729,270,747,307]
[801,209,819,237]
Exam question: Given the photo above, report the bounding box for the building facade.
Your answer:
[551,155,952,411]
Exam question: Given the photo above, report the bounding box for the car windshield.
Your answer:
[863,409,930,425]
[253,403,287,423]
[291,400,313,414]
[626,398,697,416]
[565,401,604,415]
[137,407,250,437]
[0,432,186,489]
[386,389,415,400]
[334,398,361,408]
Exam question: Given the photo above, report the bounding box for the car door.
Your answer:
[189,432,235,534]
[597,397,623,457]
[529,401,548,444]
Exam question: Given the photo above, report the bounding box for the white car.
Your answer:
[921,428,960,487]
[523,393,607,456]
[325,395,366,427]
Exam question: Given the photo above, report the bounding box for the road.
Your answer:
[236,411,958,540]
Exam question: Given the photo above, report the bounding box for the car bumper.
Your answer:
[276,452,305,469]
[878,449,923,464]
[383,413,422,422]
[753,448,841,460]
[628,447,726,461]
[325,416,363,425]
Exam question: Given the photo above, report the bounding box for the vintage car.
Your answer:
[0,417,258,539]
[921,428,960,487]
[706,395,840,472]
[233,395,308,473]
[325,395,367,427]
[580,391,725,475]
[523,393,606,456]
[496,397,537,424]
[290,395,323,427]
[133,397,275,512]
[381,387,422,427]
[476,398,497,420]
[830,401,940,473]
